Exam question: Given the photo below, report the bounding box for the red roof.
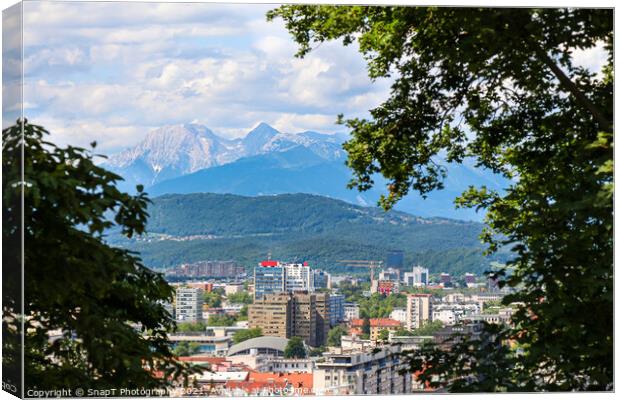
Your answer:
[226,372,313,395]
[303,261,308,266]
[260,260,279,267]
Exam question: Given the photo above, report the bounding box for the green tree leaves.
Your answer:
[232,328,263,344]
[326,326,348,347]
[2,120,199,390]
[284,337,307,359]
[268,6,613,390]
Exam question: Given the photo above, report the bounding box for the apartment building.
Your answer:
[176,287,205,322]
[248,293,292,338]
[406,293,433,330]
[248,292,330,346]
[313,344,412,395]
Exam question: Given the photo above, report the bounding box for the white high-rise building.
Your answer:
[406,294,432,330]
[403,266,429,287]
[284,262,314,292]
[176,287,204,322]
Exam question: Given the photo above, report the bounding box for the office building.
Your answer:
[248,293,292,338]
[379,268,400,282]
[406,294,433,330]
[386,250,404,269]
[329,294,345,326]
[176,287,204,322]
[403,266,429,287]
[313,269,331,289]
[254,260,285,300]
[248,292,329,347]
[440,273,451,286]
[254,260,317,300]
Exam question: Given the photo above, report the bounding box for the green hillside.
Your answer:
[111,193,508,275]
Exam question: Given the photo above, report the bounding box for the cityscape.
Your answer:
[157,254,513,395]
[2,1,612,397]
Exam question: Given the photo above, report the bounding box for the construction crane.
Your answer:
[336,260,383,292]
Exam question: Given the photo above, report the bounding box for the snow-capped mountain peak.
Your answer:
[103,122,346,190]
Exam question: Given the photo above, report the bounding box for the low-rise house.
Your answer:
[350,318,402,341]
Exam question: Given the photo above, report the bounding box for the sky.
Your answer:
[10,1,609,155]
[18,1,392,154]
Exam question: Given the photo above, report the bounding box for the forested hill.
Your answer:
[113,193,507,275]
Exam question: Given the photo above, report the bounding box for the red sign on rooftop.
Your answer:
[260,260,279,267]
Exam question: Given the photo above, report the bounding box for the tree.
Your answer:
[327,326,348,347]
[411,321,444,336]
[361,317,371,336]
[268,6,612,391]
[394,328,415,337]
[284,337,307,359]
[207,314,235,326]
[377,329,390,342]
[2,121,201,391]
[203,291,222,308]
[173,342,202,357]
[227,291,253,305]
[176,321,207,333]
[232,328,263,344]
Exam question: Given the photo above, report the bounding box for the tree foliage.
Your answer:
[284,336,307,359]
[2,121,201,390]
[268,6,613,391]
[173,342,202,357]
[207,314,235,327]
[326,326,348,347]
[120,192,502,275]
[203,291,222,308]
[176,321,207,333]
[411,321,444,336]
[227,291,253,305]
[232,328,263,344]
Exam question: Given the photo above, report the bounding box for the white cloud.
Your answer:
[21,1,394,153]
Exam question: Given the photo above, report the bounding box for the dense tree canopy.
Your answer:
[2,121,200,391]
[326,326,348,347]
[268,6,613,391]
[232,328,263,344]
[284,336,307,359]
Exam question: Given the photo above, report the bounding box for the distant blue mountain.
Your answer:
[148,145,510,221]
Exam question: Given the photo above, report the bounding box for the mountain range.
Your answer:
[110,192,509,275]
[103,122,509,221]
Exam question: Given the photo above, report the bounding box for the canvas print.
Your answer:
[1,1,614,397]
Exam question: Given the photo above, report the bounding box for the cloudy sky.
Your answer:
[17,1,391,154]
[14,1,608,155]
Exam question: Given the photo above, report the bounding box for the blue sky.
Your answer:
[20,1,393,153]
[17,1,608,155]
